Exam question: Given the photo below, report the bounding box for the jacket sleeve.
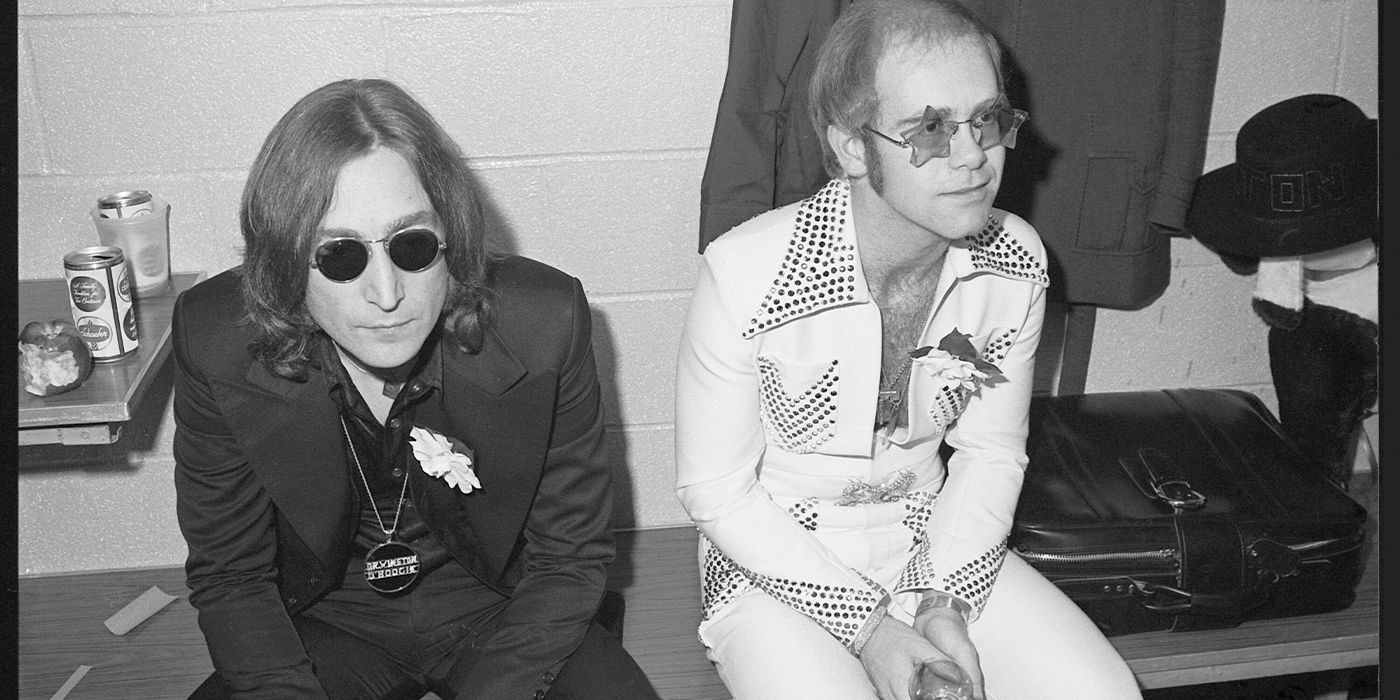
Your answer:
[171,292,327,699]
[697,0,846,252]
[455,276,617,698]
[895,222,1048,622]
[1148,0,1226,233]
[675,253,890,654]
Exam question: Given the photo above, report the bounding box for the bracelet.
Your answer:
[849,596,891,658]
[915,593,972,624]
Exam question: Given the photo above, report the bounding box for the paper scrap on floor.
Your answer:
[104,585,178,635]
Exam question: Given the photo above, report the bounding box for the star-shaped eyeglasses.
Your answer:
[863,104,1028,167]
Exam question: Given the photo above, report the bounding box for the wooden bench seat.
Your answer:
[17,484,1377,700]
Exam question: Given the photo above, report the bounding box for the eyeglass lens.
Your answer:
[314,228,444,282]
[906,106,1025,164]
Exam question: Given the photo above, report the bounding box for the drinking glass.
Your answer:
[909,659,973,700]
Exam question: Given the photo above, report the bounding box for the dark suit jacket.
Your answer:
[171,256,615,699]
[961,0,1226,308]
[696,0,852,253]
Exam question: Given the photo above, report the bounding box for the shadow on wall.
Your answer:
[587,307,636,523]
[989,48,1056,227]
[473,164,643,587]
[589,306,642,594]
[475,167,521,258]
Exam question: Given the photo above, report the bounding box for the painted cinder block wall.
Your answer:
[16,0,1378,576]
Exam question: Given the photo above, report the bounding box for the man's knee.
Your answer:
[548,622,660,700]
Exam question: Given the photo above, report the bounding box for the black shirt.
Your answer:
[315,334,454,579]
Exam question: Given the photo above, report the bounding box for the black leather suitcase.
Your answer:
[1009,388,1368,636]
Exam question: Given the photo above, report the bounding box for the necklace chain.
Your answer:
[880,351,916,406]
[874,270,941,429]
[882,353,914,393]
[876,351,916,430]
[339,415,409,540]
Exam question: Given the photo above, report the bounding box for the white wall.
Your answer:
[15,0,1378,576]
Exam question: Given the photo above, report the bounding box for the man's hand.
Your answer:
[858,615,944,700]
[912,606,983,700]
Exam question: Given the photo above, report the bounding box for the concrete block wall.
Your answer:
[16,0,1377,575]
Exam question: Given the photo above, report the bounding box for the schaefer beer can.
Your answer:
[96,190,155,219]
[64,246,140,362]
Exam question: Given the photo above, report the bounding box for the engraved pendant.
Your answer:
[363,541,421,594]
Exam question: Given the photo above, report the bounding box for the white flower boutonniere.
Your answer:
[410,426,481,495]
[911,328,1005,393]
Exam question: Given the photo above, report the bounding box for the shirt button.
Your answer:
[391,468,404,478]
[534,690,546,700]
[542,671,556,684]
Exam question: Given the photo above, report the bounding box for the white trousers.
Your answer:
[698,552,1143,700]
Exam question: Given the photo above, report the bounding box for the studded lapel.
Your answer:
[744,179,1049,339]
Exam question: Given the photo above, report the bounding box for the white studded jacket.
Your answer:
[675,179,1049,654]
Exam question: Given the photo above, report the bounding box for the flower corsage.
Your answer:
[409,426,481,494]
[911,328,1004,393]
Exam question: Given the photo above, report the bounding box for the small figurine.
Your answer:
[1187,94,1378,489]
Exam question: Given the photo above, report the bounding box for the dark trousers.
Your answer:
[191,559,657,700]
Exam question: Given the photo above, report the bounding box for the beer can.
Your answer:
[96,190,155,219]
[64,246,140,362]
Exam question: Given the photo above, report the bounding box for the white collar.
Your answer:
[743,179,1048,338]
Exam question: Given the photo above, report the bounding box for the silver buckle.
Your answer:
[1152,479,1206,510]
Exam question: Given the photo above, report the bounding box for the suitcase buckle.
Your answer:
[1127,579,1193,613]
[1123,449,1207,510]
[1247,539,1302,582]
[1152,479,1206,510]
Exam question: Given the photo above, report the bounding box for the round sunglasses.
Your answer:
[311,227,447,282]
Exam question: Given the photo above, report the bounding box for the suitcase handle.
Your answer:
[1120,448,1207,510]
[1126,578,1270,616]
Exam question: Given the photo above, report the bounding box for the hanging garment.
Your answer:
[697,0,852,253]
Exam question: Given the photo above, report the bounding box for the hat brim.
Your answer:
[1186,163,1377,257]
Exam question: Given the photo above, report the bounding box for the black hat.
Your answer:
[1186,94,1377,257]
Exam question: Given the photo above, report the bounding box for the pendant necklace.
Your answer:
[875,352,915,431]
[340,415,420,594]
[872,264,943,432]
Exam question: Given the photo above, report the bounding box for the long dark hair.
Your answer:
[239,78,497,380]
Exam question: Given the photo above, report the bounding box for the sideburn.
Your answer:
[860,131,888,195]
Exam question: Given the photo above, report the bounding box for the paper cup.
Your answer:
[92,195,171,294]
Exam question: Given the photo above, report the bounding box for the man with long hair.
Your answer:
[173,78,658,700]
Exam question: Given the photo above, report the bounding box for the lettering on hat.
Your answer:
[1234,161,1345,214]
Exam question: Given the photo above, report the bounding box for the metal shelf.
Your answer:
[17,271,206,446]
